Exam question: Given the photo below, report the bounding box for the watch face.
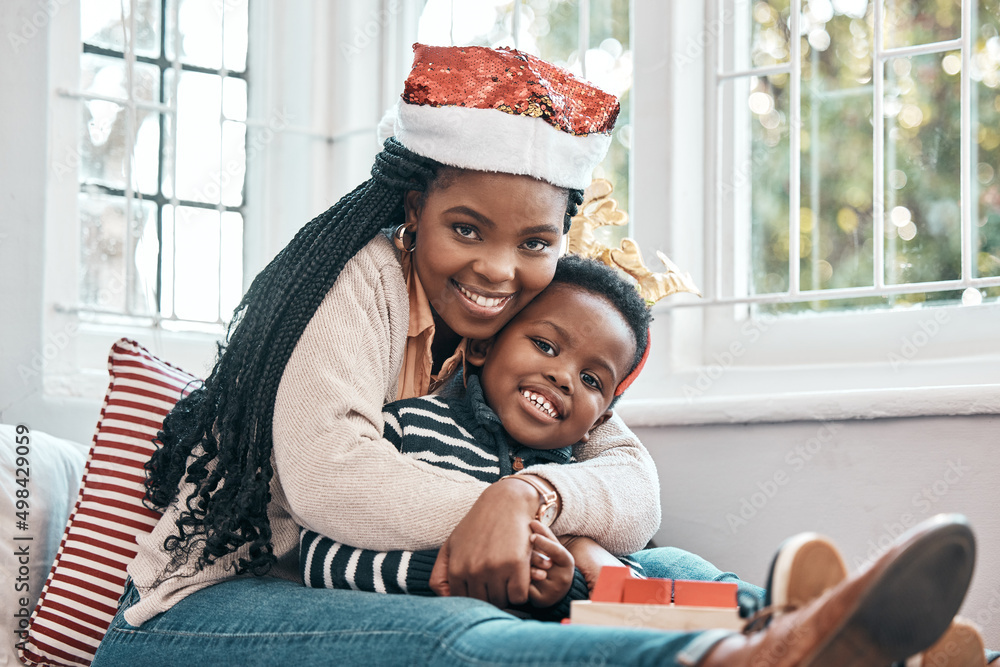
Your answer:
[540,504,557,526]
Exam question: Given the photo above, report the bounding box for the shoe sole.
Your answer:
[805,515,976,667]
[909,617,987,667]
[768,532,848,610]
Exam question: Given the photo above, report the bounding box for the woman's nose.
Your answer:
[472,248,516,284]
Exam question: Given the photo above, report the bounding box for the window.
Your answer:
[614,1,1000,425]
[416,0,633,242]
[70,0,249,329]
[710,0,1000,313]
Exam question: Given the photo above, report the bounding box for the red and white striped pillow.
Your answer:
[19,339,198,667]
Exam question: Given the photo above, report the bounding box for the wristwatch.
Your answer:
[502,474,559,527]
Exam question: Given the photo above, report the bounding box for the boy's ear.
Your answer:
[578,410,614,445]
[466,338,495,367]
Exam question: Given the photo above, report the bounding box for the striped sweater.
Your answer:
[300,376,637,620]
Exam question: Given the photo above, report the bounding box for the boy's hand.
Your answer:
[560,535,624,592]
[527,520,575,608]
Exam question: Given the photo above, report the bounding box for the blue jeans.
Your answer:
[92,548,751,667]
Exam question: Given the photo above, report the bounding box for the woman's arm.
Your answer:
[272,240,493,551]
[523,415,662,556]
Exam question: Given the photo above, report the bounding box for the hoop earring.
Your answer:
[393,224,416,252]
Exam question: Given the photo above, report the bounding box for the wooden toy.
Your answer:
[569,567,745,632]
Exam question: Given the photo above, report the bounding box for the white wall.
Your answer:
[640,414,1000,646]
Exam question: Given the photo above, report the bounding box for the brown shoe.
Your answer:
[695,514,976,667]
[763,533,984,667]
[909,618,986,667]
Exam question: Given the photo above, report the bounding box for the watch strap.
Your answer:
[501,474,558,525]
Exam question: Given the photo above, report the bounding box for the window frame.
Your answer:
[42,0,423,399]
[619,0,1000,426]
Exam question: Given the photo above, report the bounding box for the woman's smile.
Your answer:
[453,280,515,315]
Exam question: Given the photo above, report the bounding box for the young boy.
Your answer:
[299,254,651,620]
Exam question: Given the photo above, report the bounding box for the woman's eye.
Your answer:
[522,239,550,252]
[454,224,480,240]
[581,372,602,390]
[533,339,555,355]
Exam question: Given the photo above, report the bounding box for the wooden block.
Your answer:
[621,578,672,605]
[570,601,744,632]
[672,580,738,608]
[589,566,635,603]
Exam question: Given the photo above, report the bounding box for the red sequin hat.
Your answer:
[380,43,620,190]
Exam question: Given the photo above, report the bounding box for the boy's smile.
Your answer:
[474,283,637,450]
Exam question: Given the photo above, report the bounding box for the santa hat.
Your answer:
[379,43,620,191]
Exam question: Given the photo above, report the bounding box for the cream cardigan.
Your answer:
[125,233,661,626]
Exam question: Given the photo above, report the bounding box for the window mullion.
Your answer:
[168,0,181,321]
[788,0,801,297]
[123,0,138,316]
[707,1,720,302]
[961,0,973,285]
[873,0,885,290]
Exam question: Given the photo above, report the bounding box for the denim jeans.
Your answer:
[92,547,753,667]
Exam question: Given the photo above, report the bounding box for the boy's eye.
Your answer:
[581,372,602,390]
[522,238,550,252]
[533,339,555,356]
[454,224,480,240]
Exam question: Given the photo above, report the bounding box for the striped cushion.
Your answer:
[19,339,198,667]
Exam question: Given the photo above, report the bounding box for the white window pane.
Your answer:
[800,8,873,93]
[532,0,579,66]
[884,0,960,49]
[80,100,126,190]
[417,0,505,46]
[81,53,160,103]
[223,0,249,72]
[79,192,127,311]
[172,206,221,322]
[728,0,796,71]
[133,112,161,195]
[79,192,156,313]
[162,203,175,318]
[220,212,244,319]
[751,75,794,295]
[161,109,176,200]
[222,77,247,121]
[884,52,961,292]
[167,0,223,69]
[132,202,159,315]
[81,0,125,50]
[221,121,247,207]
[750,0,791,68]
[82,0,162,56]
[175,71,222,203]
[801,76,873,293]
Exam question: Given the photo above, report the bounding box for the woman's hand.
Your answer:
[429,476,543,608]
[560,535,624,593]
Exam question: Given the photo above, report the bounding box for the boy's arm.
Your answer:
[299,527,438,595]
[381,403,404,451]
[520,412,661,556]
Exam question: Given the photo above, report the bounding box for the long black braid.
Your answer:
[144,137,585,577]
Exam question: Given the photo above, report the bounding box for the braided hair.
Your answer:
[145,138,585,576]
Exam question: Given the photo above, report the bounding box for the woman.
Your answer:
[91,44,975,666]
